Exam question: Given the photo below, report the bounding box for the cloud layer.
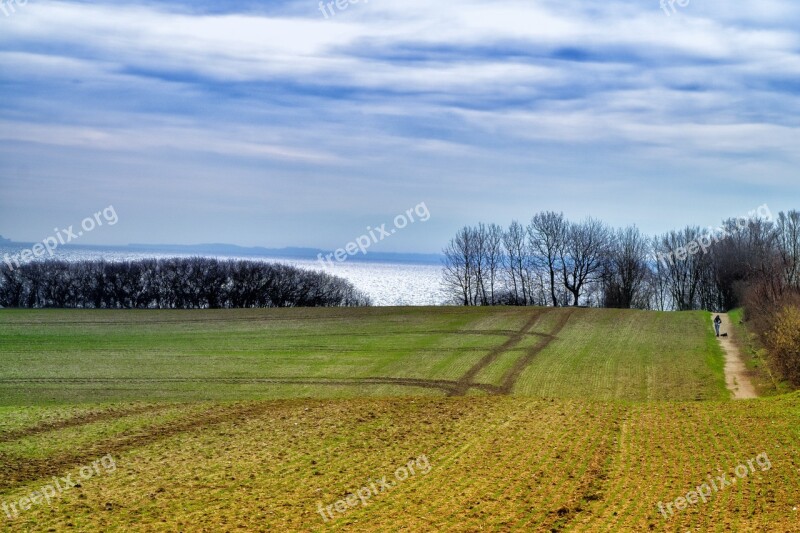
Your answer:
[1,0,799,250]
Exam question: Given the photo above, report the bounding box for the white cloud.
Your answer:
[1,0,799,247]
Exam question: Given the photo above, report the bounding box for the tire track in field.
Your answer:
[0,377,501,395]
[0,312,457,327]
[538,406,625,532]
[2,310,561,399]
[0,404,175,444]
[497,308,575,394]
[448,309,549,397]
[0,314,353,326]
[260,329,533,339]
[0,402,276,491]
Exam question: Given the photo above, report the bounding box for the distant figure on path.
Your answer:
[714,315,722,337]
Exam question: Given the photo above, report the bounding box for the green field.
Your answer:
[0,307,726,404]
[1,307,798,532]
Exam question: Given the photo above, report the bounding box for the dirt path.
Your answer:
[716,313,758,400]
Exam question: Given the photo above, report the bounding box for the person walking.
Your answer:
[714,315,722,337]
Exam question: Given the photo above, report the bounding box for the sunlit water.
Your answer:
[0,245,445,306]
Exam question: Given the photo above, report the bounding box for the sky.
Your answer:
[1,0,799,253]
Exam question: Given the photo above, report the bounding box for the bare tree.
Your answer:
[560,218,610,306]
[473,224,489,305]
[439,207,799,311]
[503,221,528,305]
[654,227,708,311]
[484,223,504,305]
[443,226,478,306]
[602,226,651,308]
[528,211,567,307]
[777,210,800,290]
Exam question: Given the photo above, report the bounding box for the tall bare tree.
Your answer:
[777,210,800,290]
[442,226,476,306]
[560,218,610,306]
[654,227,708,311]
[483,223,504,305]
[503,221,528,305]
[601,226,651,308]
[528,211,567,307]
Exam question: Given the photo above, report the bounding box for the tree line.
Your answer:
[0,258,371,309]
[442,210,800,312]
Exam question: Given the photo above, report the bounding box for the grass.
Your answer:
[0,395,798,531]
[0,307,727,405]
[2,306,794,531]
[510,309,727,401]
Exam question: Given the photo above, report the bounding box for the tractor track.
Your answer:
[0,402,275,491]
[0,309,579,493]
[0,377,501,395]
[540,406,624,531]
[448,309,549,396]
[1,309,574,429]
[1,309,573,398]
[497,308,575,394]
[0,404,175,444]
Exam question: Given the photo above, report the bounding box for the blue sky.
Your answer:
[1,0,799,253]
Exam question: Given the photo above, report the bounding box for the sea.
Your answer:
[0,244,445,306]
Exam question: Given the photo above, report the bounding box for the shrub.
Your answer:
[766,304,800,386]
[0,258,371,309]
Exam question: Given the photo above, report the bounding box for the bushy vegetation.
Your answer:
[0,258,370,309]
[765,302,800,386]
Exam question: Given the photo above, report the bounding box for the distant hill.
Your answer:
[126,242,442,265]
[0,238,442,265]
